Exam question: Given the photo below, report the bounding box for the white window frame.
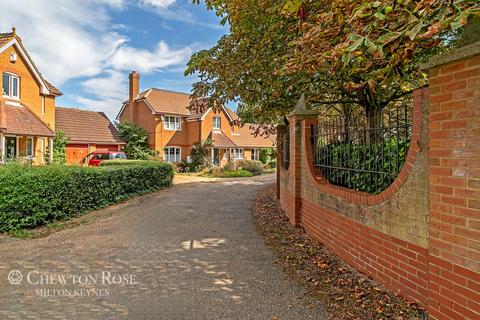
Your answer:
[213,116,221,131]
[231,148,244,160]
[164,147,181,163]
[251,148,260,161]
[2,72,20,100]
[26,137,34,158]
[163,115,182,131]
[41,97,45,115]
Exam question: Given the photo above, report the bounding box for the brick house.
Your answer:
[55,107,125,165]
[0,28,62,164]
[117,71,275,165]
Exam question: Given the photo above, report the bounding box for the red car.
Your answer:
[84,151,127,166]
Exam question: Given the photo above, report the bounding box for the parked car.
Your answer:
[83,151,127,166]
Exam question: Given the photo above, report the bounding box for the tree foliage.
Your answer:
[187,0,479,132]
[190,138,213,170]
[117,122,156,160]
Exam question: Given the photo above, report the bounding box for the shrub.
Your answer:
[268,160,277,169]
[223,160,236,171]
[100,160,161,166]
[220,170,253,178]
[190,139,213,171]
[176,160,197,173]
[259,148,272,164]
[236,159,263,175]
[52,131,69,165]
[0,162,173,232]
[117,122,156,160]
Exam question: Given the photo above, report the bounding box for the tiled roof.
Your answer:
[0,102,54,137]
[209,131,236,148]
[230,125,276,148]
[0,29,62,97]
[141,89,193,116]
[55,107,125,144]
[0,31,14,47]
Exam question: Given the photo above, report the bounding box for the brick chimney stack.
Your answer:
[129,71,139,103]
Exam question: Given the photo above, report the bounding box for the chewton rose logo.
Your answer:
[8,270,23,285]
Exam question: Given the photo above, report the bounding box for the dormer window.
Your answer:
[164,115,181,131]
[213,116,221,131]
[2,73,19,99]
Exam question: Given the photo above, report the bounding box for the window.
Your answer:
[26,137,34,158]
[213,116,221,130]
[164,147,181,163]
[164,116,181,131]
[251,148,259,161]
[41,97,45,115]
[231,148,244,160]
[2,73,19,99]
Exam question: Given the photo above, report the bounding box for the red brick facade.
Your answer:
[278,44,480,319]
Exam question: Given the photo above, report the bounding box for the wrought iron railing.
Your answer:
[283,126,290,170]
[310,105,412,194]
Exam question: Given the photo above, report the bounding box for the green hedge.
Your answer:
[100,160,161,166]
[220,170,254,178]
[317,139,410,194]
[0,163,173,232]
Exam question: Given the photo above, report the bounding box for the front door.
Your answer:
[5,137,17,159]
[212,148,220,166]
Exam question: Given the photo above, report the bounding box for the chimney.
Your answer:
[129,71,139,103]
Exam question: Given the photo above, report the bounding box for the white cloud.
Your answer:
[109,41,192,74]
[0,0,193,119]
[140,0,176,9]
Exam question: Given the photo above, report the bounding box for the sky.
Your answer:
[0,0,228,119]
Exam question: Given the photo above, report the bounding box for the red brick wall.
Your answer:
[278,47,480,319]
[427,53,480,320]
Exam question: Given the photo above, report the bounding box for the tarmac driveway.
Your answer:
[0,174,325,320]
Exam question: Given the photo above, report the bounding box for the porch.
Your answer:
[0,133,53,164]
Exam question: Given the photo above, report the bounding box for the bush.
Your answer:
[0,162,173,232]
[268,160,277,169]
[220,170,253,178]
[100,160,161,166]
[236,159,263,175]
[259,148,272,164]
[176,160,197,173]
[117,122,156,160]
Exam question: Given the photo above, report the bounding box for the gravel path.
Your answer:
[0,174,326,320]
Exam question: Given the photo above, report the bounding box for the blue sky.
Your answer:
[0,0,227,119]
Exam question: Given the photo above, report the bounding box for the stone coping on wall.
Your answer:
[301,88,426,207]
[422,40,480,70]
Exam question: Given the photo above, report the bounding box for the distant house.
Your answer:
[55,107,125,165]
[117,71,275,165]
[0,28,62,164]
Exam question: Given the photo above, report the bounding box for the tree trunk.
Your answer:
[365,105,383,144]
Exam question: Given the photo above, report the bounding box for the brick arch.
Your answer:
[302,88,426,206]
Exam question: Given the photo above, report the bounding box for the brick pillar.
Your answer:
[424,41,480,320]
[286,96,318,227]
[276,122,286,200]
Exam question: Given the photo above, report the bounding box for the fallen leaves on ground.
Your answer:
[251,185,427,320]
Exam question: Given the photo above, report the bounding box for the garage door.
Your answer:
[66,144,89,165]
[95,145,120,153]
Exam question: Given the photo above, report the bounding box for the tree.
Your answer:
[117,122,156,160]
[187,0,479,135]
[190,138,213,170]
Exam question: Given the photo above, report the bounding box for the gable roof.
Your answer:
[0,29,62,97]
[208,131,236,148]
[55,107,124,145]
[117,88,234,122]
[0,101,55,137]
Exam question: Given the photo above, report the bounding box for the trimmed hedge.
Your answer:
[0,162,173,232]
[220,170,254,178]
[100,160,161,166]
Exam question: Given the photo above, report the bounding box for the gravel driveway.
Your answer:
[0,174,325,320]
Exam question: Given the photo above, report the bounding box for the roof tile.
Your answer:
[0,102,54,137]
[55,107,124,144]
